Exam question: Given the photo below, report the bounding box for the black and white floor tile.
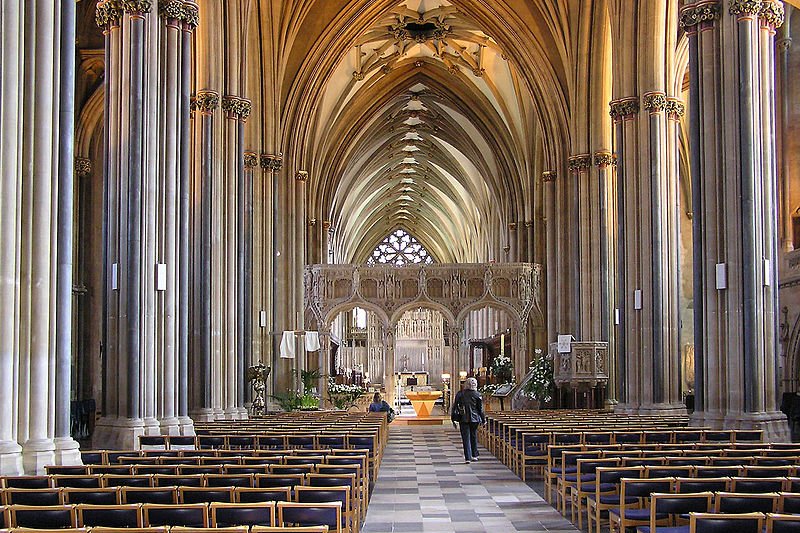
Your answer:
[362,425,578,533]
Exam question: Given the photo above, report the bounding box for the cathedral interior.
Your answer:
[1,0,800,479]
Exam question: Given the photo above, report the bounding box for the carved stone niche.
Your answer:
[427,277,444,298]
[551,341,609,389]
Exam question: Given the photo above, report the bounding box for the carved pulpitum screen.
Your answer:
[367,229,434,266]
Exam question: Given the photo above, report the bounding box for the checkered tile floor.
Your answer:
[363,425,578,532]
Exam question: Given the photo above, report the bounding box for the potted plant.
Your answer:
[523,349,554,408]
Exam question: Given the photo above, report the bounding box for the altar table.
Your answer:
[405,390,442,417]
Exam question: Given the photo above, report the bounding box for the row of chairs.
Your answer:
[0,502,343,532]
[137,434,381,453]
[0,528,328,533]
[82,448,369,463]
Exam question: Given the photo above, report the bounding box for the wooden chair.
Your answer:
[76,503,143,528]
[209,501,276,528]
[142,503,209,528]
[277,501,342,533]
[767,513,800,533]
[689,512,764,533]
[10,504,78,529]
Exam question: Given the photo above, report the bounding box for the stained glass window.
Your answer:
[367,229,434,266]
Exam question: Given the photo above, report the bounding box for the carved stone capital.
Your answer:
[593,152,614,168]
[158,0,183,22]
[74,157,93,177]
[243,151,259,169]
[96,0,123,28]
[309,218,318,227]
[260,154,283,171]
[323,220,332,231]
[222,96,252,121]
[680,2,722,30]
[525,221,533,228]
[541,170,557,183]
[508,222,517,231]
[182,1,199,29]
[642,92,668,113]
[777,37,793,52]
[730,0,762,18]
[121,0,152,15]
[609,98,640,122]
[296,170,309,182]
[352,71,365,81]
[760,1,785,28]
[568,154,592,173]
[194,90,220,114]
[666,98,686,120]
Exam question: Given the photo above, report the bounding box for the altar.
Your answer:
[405,389,442,417]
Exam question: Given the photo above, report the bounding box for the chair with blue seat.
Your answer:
[767,513,800,533]
[608,477,674,533]
[76,503,143,528]
[277,501,342,533]
[10,504,77,529]
[544,444,584,504]
[645,466,694,479]
[257,473,306,491]
[693,465,741,478]
[675,477,730,494]
[515,432,549,481]
[688,512,763,533]
[142,503,209,528]
[3,487,63,505]
[63,486,121,505]
[730,477,787,494]
[209,501,275,527]
[295,486,353,533]
[556,450,604,515]
[637,492,713,533]
[569,457,621,529]
[586,466,644,533]
[121,486,179,504]
[714,492,779,514]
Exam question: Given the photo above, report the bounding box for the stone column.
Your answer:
[569,154,593,339]
[23,0,59,473]
[244,150,259,406]
[178,1,199,436]
[508,223,517,262]
[681,0,789,439]
[236,101,252,417]
[190,90,219,423]
[295,171,309,385]
[54,0,82,466]
[0,1,25,475]
[777,8,792,251]
[542,171,557,343]
[595,152,616,404]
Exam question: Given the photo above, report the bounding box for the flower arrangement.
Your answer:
[327,377,367,410]
[490,353,513,384]
[479,383,500,396]
[523,349,554,403]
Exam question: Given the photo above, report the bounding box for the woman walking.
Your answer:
[451,377,486,463]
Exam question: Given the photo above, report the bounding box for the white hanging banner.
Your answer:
[305,331,321,352]
[280,331,296,359]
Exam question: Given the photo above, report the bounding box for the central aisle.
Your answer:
[363,425,578,533]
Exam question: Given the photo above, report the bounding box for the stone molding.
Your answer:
[508,222,517,231]
[260,154,283,171]
[222,96,252,121]
[666,98,686,120]
[194,91,220,114]
[609,98,640,122]
[296,170,309,182]
[243,152,259,169]
[541,170,557,182]
[680,2,722,30]
[568,154,592,172]
[643,92,668,113]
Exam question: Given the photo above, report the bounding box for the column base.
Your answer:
[0,440,23,475]
[692,409,791,442]
[637,403,689,416]
[212,408,225,420]
[22,438,56,475]
[222,408,241,420]
[53,437,82,466]
[189,408,215,423]
[236,407,249,419]
[178,416,196,436]
[92,416,119,449]
[158,417,182,436]
[143,417,161,436]
[93,417,146,450]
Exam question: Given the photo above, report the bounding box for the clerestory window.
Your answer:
[367,228,434,266]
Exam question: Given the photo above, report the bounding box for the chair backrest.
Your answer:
[644,466,694,478]
[731,477,787,494]
[64,487,121,505]
[80,451,106,465]
[620,477,673,501]
[102,474,154,488]
[179,486,235,504]
[1,476,51,489]
[675,477,730,494]
[46,465,90,476]
[256,474,305,489]
[744,465,794,478]
[210,501,276,527]
[52,475,102,489]
[121,486,179,504]
[595,466,644,488]
[714,491,779,513]
[4,487,63,505]
[689,511,763,533]
[135,465,180,475]
[91,528,168,533]
[271,465,316,476]
[251,525,329,532]
[89,465,133,475]
[286,456,325,466]
[143,503,209,527]
[179,465,223,475]
[277,501,341,533]
[650,492,712,516]
[234,487,292,503]
[76,503,143,528]
[205,474,255,488]
[11,504,77,529]
[694,466,742,478]
[768,513,800,533]
[154,474,204,487]
[306,474,357,490]
[780,492,800,514]
[223,465,269,475]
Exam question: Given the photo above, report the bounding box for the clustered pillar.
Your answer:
[681,0,789,440]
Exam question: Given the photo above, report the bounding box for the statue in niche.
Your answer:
[575,351,590,374]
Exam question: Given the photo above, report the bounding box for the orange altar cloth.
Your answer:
[405,390,442,417]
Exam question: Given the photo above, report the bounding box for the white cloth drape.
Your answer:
[280,331,295,359]
[305,331,320,352]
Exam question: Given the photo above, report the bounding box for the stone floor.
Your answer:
[362,425,578,533]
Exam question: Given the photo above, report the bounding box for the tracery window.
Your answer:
[367,228,434,266]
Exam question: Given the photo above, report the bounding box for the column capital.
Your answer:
[260,154,283,171]
[295,170,309,182]
[777,37,793,51]
[194,91,220,114]
[95,1,124,28]
[680,2,722,31]
[222,96,252,121]
[609,98,640,122]
[593,151,615,167]
[158,1,183,23]
[642,92,668,113]
[308,218,318,227]
[567,154,592,172]
[760,0,785,29]
[508,222,517,231]
[729,0,762,19]
[121,0,153,16]
[524,220,533,228]
[666,98,686,121]
[74,157,93,177]
[182,1,199,30]
[243,152,259,169]
[541,170,557,182]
